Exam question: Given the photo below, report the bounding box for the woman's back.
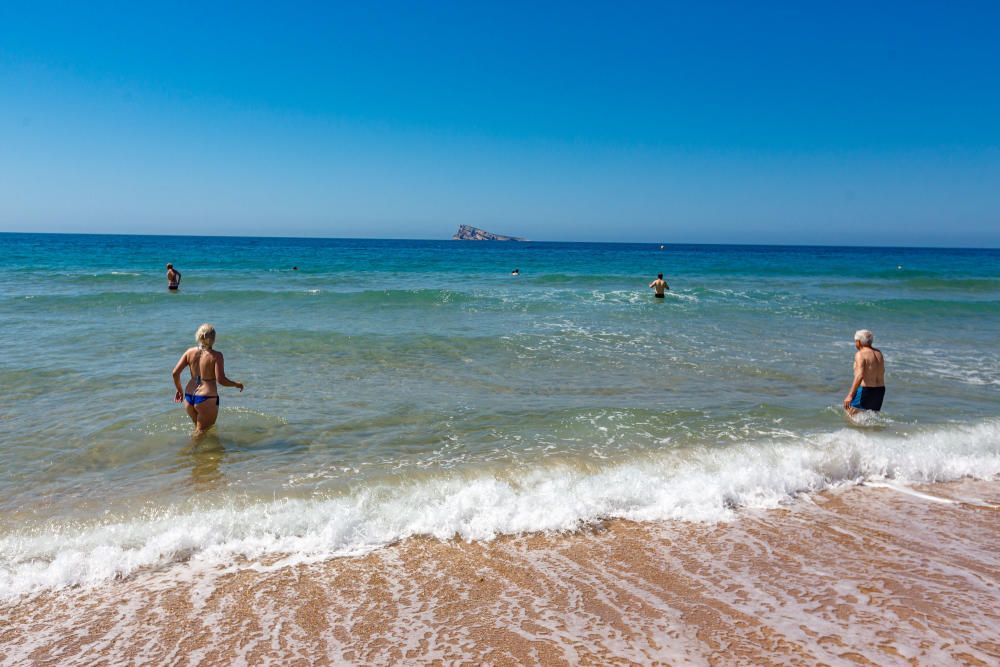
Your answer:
[186,348,218,395]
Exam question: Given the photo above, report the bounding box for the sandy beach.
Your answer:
[3,478,997,666]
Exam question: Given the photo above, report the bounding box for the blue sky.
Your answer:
[1,1,998,245]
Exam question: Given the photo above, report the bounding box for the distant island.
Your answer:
[452,224,526,241]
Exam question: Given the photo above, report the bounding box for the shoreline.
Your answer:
[2,478,998,665]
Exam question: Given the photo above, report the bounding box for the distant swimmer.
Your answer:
[649,273,669,298]
[511,268,520,276]
[172,323,245,437]
[166,263,182,291]
[843,329,885,415]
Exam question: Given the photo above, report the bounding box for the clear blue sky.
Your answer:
[1,1,998,245]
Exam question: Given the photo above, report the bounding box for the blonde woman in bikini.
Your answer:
[171,324,244,436]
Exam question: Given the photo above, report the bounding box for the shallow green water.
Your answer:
[1,233,998,598]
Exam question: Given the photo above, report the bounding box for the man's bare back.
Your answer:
[649,274,669,298]
[854,347,885,388]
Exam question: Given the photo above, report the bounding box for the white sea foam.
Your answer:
[2,420,998,601]
[900,347,1000,387]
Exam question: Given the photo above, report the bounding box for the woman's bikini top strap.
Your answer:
[191,350,217,385]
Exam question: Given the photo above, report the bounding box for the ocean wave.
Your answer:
[3,285,706,314]
[832,276,1000,293]
[795,297,1000,317]
[25,270,147,283]
[1,287,485,310]
[2,420,998,601]
[524,274,632,286]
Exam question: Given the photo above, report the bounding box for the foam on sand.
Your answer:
[1,420,998,601]
[3,478,998,665]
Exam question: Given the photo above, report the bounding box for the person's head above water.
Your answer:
[196,323,216,349]
[657,273,663,279]
[854,329,874,348]
[166,263,173,270]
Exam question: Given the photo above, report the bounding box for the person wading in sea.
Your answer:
[172,324,245,437]
[649,273,669,299]
[166,263,182,291]
[843,329,886,415]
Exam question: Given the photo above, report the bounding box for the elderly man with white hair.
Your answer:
[843,329,886,415]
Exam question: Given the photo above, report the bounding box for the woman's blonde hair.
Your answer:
[195,323,216,349]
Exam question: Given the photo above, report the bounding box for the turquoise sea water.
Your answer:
[1,233,999,598]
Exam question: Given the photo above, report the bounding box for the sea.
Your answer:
[1,232,999,617]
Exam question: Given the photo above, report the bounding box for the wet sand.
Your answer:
[2,479,998,666]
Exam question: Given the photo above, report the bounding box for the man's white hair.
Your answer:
[854,329,874,346]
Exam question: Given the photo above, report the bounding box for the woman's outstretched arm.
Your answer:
[214,352,244,392]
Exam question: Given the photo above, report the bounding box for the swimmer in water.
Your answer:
[649,273,669,298]
[843,329,886,415]
[166,263,182,290]
[511,268,520,276]
[171,324,245,437]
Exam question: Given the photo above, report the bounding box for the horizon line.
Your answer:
[1,229,998,252]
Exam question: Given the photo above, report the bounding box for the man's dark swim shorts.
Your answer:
[850,386,885,411]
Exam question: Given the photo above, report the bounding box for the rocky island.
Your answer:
[452,225,525,241]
